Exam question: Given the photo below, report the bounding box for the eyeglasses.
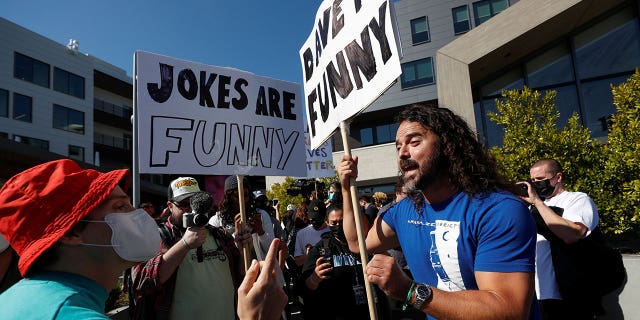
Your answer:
[171,201,191,211]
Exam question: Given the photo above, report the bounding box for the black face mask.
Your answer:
[532,179,555,199]
[329,225,346,241]
[310,219,325,229]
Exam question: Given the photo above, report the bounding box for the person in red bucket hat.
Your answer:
[0,159,161,319]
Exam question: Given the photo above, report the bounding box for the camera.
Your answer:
[515,182,529,197]
[286,179,325,198]
[272,198,279,206]
[183,212,209,227]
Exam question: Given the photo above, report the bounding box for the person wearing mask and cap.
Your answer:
[0,159,161,319]
[293,200,330,267]
[129,176,246,320]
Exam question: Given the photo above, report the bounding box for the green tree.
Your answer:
[597,70,640,236]
[266,175,338,219]
[488,87,603,187]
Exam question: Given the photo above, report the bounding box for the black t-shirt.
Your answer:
[299,233,369,320]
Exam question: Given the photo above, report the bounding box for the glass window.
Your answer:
[480,68,524,97]
[581,75,628,138]
[53,104,85,134]
[541,85,580,127]
[452,6,471,34]
[359,127,373,146]
[401,58,434,89]
[0,89,8,118]
[574,7,640,80]
[473,0,509,26]
[526,44,575,88]
[69,145,85,162]
[54,67,85,99]
[411,17,430,44]
[13,93,32,123]
[480,98,505,147]
[13,135,49,151]
[376,123,398,144]
[13,52,50,88]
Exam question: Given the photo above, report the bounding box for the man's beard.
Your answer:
[400,149,445,193]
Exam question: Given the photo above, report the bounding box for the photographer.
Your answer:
[294,200,330,267]
[298,205,371,320]
[129,177,245,320]
[518,159,602,319]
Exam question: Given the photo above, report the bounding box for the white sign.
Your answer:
[135,51,306,177]
[300,0,401,149]
[304,128,334,179]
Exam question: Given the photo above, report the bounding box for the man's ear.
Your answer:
[58,226,84,245]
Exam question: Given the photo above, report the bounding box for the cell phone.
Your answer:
[272,198,279,206]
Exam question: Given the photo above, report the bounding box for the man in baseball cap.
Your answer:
[0,159,161,319]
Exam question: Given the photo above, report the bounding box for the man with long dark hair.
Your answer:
[337,104,539,319]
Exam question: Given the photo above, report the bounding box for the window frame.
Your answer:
[0,88,8,118]
[410,16,430,45]
[13,92,33,123]
[53,67,85,99]
[53,104,85,134]
[400,57,435,89]
[13,52,50,88]
[452,5,471,35]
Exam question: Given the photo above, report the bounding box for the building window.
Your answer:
[473,0,509,26]
[13,93,32,123]
[452,5,471,34]
[410,17,430,44]
[14,134,49,151]
[14,52,50,88]
[69,145,85,162]
[54,67,85,99]
[53,104,85,134]
[401,58,434,89]
[0,89,8,118]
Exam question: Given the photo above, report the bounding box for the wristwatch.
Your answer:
[412,282,432,310]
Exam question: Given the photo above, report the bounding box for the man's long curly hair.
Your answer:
[396,104,509,199]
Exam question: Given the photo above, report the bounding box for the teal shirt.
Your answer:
[0,271,109,319]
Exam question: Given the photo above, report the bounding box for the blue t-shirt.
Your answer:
[383,190,539,318]
[0,271,109,319]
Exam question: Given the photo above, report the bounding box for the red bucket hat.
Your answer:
[0,159,130,276]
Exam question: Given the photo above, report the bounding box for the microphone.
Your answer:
[189,191,213,263]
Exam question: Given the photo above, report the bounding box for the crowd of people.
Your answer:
[0,103,626,319]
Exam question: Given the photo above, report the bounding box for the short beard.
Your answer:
[401,148,444,193]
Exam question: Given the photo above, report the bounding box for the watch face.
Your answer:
[413,283,431,309]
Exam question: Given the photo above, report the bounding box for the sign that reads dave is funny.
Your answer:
[135,51,306,177]
[300,0,401,149]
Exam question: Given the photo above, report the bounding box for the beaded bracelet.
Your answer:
[402,280,416,311]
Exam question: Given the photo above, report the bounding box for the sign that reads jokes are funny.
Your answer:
[135,51,306,177]
[300,0,401,149]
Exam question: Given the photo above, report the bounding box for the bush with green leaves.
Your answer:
[596,70,640,237]
[488,70,640,239]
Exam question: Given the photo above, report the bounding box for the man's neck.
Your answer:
[421,179,459,204]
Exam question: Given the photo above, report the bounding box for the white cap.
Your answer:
[168,177,201,202]
[286,204,296,211]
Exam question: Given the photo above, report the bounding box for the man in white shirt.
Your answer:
[519,158,599,319]
[294,200,330,266]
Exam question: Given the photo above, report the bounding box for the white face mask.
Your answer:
[81,209,161,262]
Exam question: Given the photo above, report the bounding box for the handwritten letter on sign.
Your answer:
[300,0,401,149]
[135,51,306,177]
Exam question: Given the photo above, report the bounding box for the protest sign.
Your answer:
[135,51,306,177]
[304,127,334,179]
[300,0,401,149]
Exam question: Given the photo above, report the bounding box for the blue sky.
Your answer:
[3,0,323,85]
